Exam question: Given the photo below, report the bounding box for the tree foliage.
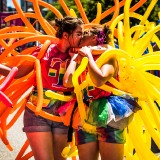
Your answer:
[45,0,159,26]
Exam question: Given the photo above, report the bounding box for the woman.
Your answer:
[63,26,140,160]
[0,16,84,160]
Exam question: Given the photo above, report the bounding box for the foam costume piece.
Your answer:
[0,0,159,160]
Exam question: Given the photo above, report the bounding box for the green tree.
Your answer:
[45,0,89,21]
[45,0,159,26]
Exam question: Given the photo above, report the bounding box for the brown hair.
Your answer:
[54,16,84,38]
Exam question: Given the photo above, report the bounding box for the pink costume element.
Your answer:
[56,98,76,116]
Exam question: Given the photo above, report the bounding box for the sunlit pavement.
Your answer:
[0,112,33,160]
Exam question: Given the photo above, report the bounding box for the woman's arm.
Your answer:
[79,46,116,87]
[0,64,11,76]
[0,61,34,79]
[15,61,35,78]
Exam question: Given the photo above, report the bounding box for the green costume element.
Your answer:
[86,98,109,127]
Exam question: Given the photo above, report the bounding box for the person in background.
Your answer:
[0,16,84,160]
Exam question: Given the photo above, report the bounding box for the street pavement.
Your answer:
[0,112,33,160]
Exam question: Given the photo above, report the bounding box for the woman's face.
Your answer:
[68,25,84,48]
[79,35,94,47]
[79,30,97,47]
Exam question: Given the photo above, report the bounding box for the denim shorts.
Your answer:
[23,101,69,134]
[75,126,126,145]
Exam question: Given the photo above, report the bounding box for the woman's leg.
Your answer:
[99,141,124,160]
[26,132,54,160]
[77,142,99,160]
[27,131,68,160]
[52,132,68,160]
[97,126,125,160]
[23,102,70,160]
[75,129,99,160]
